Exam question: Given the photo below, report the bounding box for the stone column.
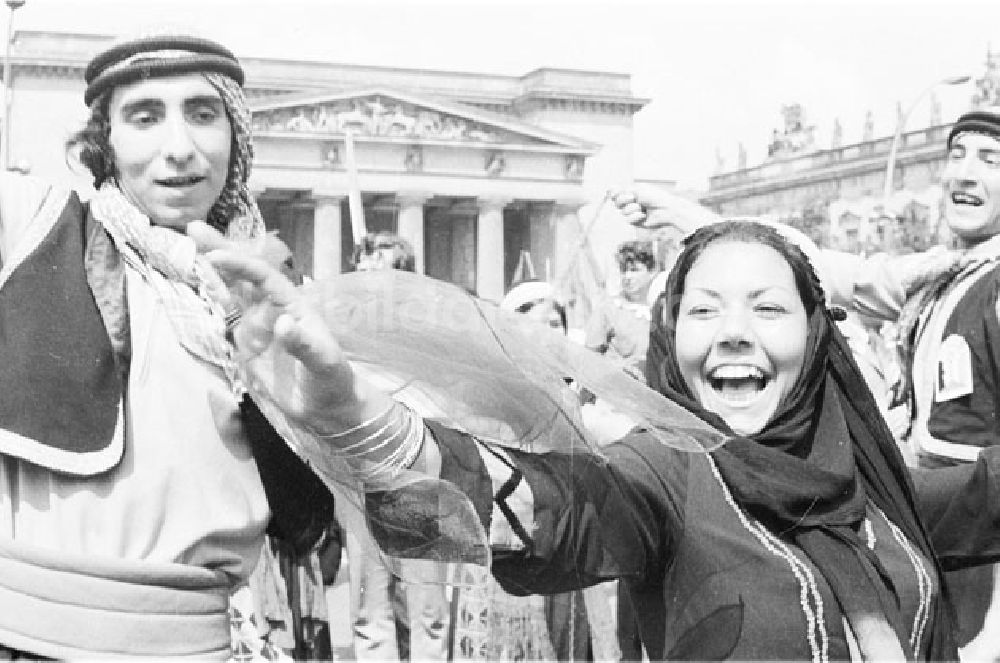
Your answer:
[313,195,344,280]
[476,197,509,302]
[553,202,586,283]
[397,192,430,274]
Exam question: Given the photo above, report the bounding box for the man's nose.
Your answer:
[161,115,196,164]
[946,155,977,184]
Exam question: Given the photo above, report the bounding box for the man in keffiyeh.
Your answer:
[0,34,339,659]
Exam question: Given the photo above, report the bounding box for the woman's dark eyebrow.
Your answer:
[749,286,788,297]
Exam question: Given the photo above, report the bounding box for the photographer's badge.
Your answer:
[935,334,974,402]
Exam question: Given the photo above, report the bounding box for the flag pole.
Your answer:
[344,130,367,244]
[556,190,611,292]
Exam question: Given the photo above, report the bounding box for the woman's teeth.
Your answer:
[709,367,768,402]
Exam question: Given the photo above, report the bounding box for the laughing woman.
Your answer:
[216,220,1000,661]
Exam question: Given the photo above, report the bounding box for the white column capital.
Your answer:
[478,197,512,213]
[312,192,347,206]
[397,191,433,207]
[554,197,588,211]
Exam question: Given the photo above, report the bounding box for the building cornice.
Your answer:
[4,30,648,113]
[701,125,950,206]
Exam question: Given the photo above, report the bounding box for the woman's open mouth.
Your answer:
[708,365,769,404]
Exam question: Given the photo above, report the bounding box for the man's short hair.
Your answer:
[353,232,416,272]
[615,240,657,272]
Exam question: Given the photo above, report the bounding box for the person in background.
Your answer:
[583,242,664,659]
[835,311,910,452]
[354,231,416,273]
[238,237,340,661]
[502,279,568,332]
[501,280,622,662]
[584,240,663,382]
[347,230,451,662]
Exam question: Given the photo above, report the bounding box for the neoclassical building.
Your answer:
[700,105,948,252]
[3,30,654,302]
[700,54,1000,253]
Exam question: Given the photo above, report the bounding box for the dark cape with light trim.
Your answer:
[0,190,333,553]
[0,192,124,475]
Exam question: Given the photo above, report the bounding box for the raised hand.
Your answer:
[610,184,723,235]
[205,244,395,443]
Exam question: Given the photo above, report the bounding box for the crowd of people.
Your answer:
[5,29,1000,663]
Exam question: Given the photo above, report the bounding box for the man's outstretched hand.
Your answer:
[609,184,723,235]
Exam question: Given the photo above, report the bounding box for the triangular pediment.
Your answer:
[250,87,596,152]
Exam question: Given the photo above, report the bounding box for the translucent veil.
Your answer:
[235,269,726,585]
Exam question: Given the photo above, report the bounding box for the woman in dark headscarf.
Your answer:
[641,221,956,660]
[216,218,1000,661]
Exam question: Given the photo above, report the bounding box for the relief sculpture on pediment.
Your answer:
[253,95,531,144]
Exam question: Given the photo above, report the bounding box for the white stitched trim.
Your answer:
[0,183,72,291]
[910,435,982,463]
[0,401,124,476]
[863,518,876,550]
[708,455,828,663]
[910,259,996,463]
[874,505,933,653]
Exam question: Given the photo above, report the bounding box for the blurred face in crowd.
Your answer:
[108,74,231,230]
[620,261,656,301]
[520,298,566,333]
[356,246,397,272]
[674,241,808,435]
[943,132,1000,246]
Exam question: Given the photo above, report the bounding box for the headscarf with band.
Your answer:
[646,221,957,661]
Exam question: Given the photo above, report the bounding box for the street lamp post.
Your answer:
[2,0,25,172]
[881,75,971,207]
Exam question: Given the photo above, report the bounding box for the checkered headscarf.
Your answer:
[202,71,264,241]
